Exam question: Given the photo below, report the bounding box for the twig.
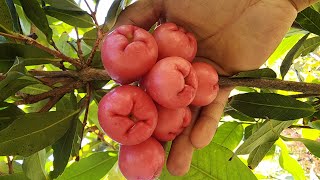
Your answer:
[82,83,92,128]
[94,0,100,12]
[0,32,82,69]
[39,95,64,112]
[75,28,84,62]
[16,81,84,105]
[6,156,13,174]
[83,0,93,14]
[219,77,320,94]
[77,83,92,161]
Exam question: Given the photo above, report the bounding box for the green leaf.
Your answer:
[0,110,79,156]
[56,32,77,58]
[229,93,315,120]
[0,172,30,180]
[244,124,257,140]
[160,142,257,180]
[231,68,276,79]
[235,120,294,155]
[0,0,20,33]
[50,94,80,178]
[22,149,47,180]
[0,76,39,102]
[281,135,320,158]
[276,139,306,180]
[0,102,24,131]
[268,33,304,65]
[296,7,320,36]
[294,36,320,59]
[104,0,124,30]
[51,119,82,178]
[57,151,118,180]
[19,0,53,41]
[0,43,53,73]
[225,108,256,122]
[44,7,94,28]
[247,141,276,169]
[83,28,98,47]
[15,4,31,35]
[87,101,104,133]
[43,0,83,11]
[20,84,52,95]
[280,33,309,79]
[212,122,244,150]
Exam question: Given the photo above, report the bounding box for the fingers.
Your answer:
[114,0,162,30]
[190,86,233,149]
[166,106,201,176]
[289,0,320,11]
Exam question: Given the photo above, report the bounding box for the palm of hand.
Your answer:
[163,0,297,75]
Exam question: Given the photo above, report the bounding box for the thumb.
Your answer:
[114,0,162,30]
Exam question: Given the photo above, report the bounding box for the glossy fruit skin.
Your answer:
[191,62,219,106]
[101,25,158,84]
[119,137,165,180]
[153,105,192,141]
[141,57,198,109]
[153,22,197,62]
[98,85,158,145]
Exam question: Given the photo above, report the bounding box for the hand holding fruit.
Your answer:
[98,22,220,179]
[112,0,319,176]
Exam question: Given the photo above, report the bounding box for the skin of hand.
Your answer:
[113,0,320,176]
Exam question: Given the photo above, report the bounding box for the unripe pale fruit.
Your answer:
[191,62,219,106]
[153,105,192,141]
[153,22,197,62]
[101,25,158,84]
[98,85,158,145]
[141,57,198,109]
[119,137,165,180]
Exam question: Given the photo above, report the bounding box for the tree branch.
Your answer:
[0,32,82,69]
[219,77,320,94]
[6,156,13,174]
[16,81,84,105]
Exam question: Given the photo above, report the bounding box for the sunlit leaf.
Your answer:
[235,120,294,155]
[268,33,304,65]
[20,84,52,95]
[247,141,276,169]
[0,110,80,156]
[280,33,309,79]
[57,151,118,180]
[276,139,306,180]
[230,93,315,120]
[0,172,29,180]
[160,142,257,180]
[212,122,244,151]
[294,36,320,58]
[22,149,47,180]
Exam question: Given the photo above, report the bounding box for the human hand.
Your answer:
[114,0,319,176]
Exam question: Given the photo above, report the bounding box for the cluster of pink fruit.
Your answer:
[98,23,219,180]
